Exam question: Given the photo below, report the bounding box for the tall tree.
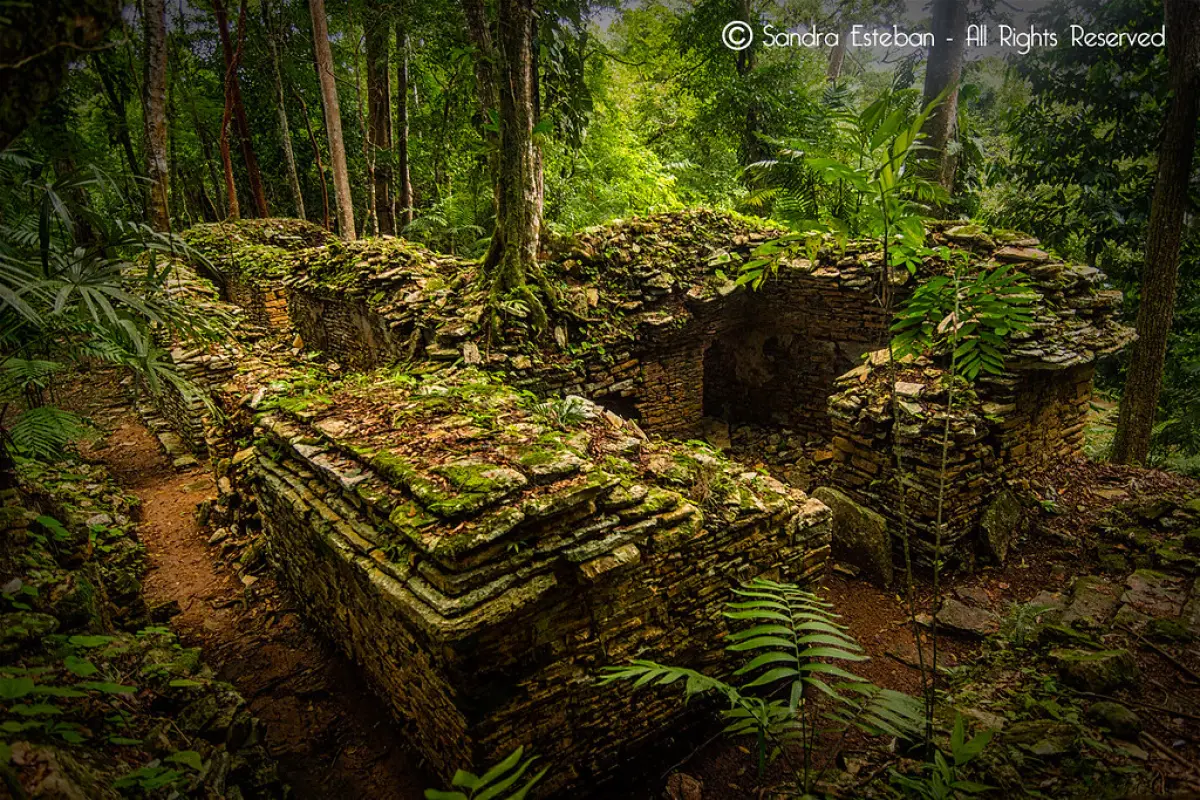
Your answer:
[213,0,269,217]
[734,0,763,175]
[485,0,554,327]
[263,0,306,221]
[143,0,170,230]
[464,0,502,259]
[365,1,395,235]
[919,0,968,191]
[92,52,145,209]
[395,19,414,229]
[1112,0,1200,465]
[311,0,357,240]
[216,0,247,220]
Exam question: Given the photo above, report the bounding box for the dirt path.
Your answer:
[81,391,430,799]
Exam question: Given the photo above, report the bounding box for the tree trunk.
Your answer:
[311,0,356,240]
[395,21,414,229]
[292,85,331,230]
[215,0,249,221]
[919,0,968,192]
[262,0,306,221]
[1111,0,1200,465]
[366,4,394,235]
[735,0,763,177]
[464,0,503,264]
[92,53,145,213]
[142,0,170,231]
[213,0,269,217]
[485,0,550,327]
[827,25,848,82]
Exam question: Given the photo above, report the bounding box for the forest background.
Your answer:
[1,0,1197,475]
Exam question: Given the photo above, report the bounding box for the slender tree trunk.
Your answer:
[351,14,377,238]
[1112,0,1200,465]
[485,0,550,328]
[735,0,763,180]
[311,0,357,240]
[827,25,848,82]
[366,3,394,235]
[293,86,332,230]
[395,21,414,229]
[214,0,269,217]
[919,0,968,191]
[216,0,250,220]
[142,0,170,231]
[464,0,503,264]
[263,0,306,221]
[92,54,145,212]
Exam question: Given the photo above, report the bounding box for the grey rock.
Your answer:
[981,490,1023,564]
[1086,701,1141,739]
[1061,576,1118,629]
[1004,720,1076,757]
[936,597,1000,637]
[1051,648,1139,693]
[1120,570,1186,618]
[812,487,892,588]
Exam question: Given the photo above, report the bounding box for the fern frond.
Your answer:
[7,406,92,460]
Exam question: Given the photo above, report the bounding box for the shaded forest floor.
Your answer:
[60,368,1200,799]
[64,371,432,799]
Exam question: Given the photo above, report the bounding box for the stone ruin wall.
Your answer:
[225,274,289,331]
[209,369,830,791]
[173,213,1131,573]
[134,211,1136,792]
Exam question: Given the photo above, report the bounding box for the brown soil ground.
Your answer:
[69,375,432,799]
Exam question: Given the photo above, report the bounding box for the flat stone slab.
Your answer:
[935,597,1000,637]
[1120,570,1186,618]
[1061,576,1119,629]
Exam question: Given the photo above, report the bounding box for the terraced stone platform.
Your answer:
[232,366,830,788]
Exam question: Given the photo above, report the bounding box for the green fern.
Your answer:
[600,577,923,789]
[890,255,1036,381]
[8,406,91,460]
[424,746,548,800]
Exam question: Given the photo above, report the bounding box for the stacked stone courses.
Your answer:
[159,210,1135,790]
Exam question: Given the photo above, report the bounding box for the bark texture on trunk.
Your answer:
[826,25,847,82]
[311,0,357,240]
[464,0,503,263]
[143,0,170,231]
[735,0,762,176]
[487,0,548,323]
[395,21,414,229]
[214,0,269,217]
[919,0,968,191]
[263,0,306,221]
[366,6,394,235]
[1111,0,1200,465]
[215,0,247,220]
[93,53,145,209]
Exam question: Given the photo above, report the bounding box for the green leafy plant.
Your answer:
[424,745,548,800]
[890,714,994,799]
[0,160,224,471]
[601,578,923,791]
[891,252,1036,381]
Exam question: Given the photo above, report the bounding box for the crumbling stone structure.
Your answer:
[213,364,829,789]
[213,212,1129,569]
[157,209,1133,790]
[181,218,333,331]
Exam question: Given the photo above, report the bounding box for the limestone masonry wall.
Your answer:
[225,368,829,791]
